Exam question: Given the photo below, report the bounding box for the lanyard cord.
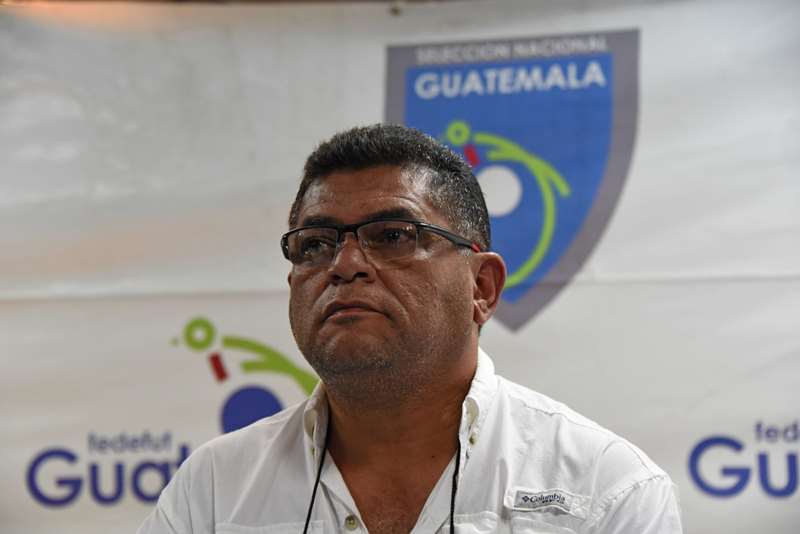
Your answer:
[449,435,462,533]
[302,421,462,534]
[303,424,330,534]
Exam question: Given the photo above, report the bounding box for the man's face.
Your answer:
[287,165,476,393]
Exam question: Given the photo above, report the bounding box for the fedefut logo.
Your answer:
[24,319,316,511]
[688,421,798,499]
[387,30,640,329]
[176,317,317,433]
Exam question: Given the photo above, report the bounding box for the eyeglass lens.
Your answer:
[287,220,419,266]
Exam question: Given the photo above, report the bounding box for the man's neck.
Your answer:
[318,347,478,534]
[324,352,477,470]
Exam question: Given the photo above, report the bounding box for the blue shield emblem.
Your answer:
[387,31,639,330]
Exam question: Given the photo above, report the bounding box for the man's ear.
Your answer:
[471,252,506,326]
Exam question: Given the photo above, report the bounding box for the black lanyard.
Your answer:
[302,423,331,533]
[302,423,462,533]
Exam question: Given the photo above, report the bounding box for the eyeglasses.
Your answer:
[281,218,481,267]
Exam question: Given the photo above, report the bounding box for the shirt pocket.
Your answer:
[510,516,577,534]
[216,520,323,534]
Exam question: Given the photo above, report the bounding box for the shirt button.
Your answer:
[344,515,359,531]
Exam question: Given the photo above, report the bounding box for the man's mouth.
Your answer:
[323,300,382,321]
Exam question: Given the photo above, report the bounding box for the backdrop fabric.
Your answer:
[1,1,798,533]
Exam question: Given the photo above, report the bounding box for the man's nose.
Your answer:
[328,232,373,283]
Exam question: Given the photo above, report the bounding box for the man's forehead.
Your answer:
[300,207,418,227]
[296,166,441,225]
[307,165,424,194]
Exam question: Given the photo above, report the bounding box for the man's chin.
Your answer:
[316,324,389,348]
[305,338,394,377]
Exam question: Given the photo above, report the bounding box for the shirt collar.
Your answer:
[303,380,329,455]
[463,347,499,433]
[301,347,499,455]
[459,347,499,471]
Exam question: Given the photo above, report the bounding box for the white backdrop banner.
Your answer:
[1,1,798,533]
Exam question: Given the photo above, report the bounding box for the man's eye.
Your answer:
[382,230,402,242]
[300,237,334,256]
[376,226,414,245]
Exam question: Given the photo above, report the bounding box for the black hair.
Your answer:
[288,123,491,251]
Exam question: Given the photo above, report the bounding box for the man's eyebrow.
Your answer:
[364,207,417,221]
[300,215,340,226]
[300,208,419,227]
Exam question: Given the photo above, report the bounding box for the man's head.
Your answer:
[285,125,505,405]
[288,124,491,252]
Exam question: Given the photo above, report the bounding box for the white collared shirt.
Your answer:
[138,349,683,533]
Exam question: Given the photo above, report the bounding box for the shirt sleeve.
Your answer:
[137,501,183,534]
[136,445,214,534]
[587,474,684,534]
[583,437,684,534]
[136,472,193,534]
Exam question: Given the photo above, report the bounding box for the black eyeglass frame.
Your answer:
[280,218,482,264]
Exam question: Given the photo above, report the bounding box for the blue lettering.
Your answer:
[758,452,798,497]
[89,462,124,505]
[26,449,82,507]
[131,462,170,502]
[27,443,192,507]
[689,436,750,497]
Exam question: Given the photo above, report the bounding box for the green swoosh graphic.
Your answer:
[472,132,570,287]
[222,336,318,395]
[447,120,569,288]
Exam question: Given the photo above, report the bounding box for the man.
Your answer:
[139,124,683,533]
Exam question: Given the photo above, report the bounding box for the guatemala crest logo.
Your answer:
[386,30,639,330]
[386,30,639,329]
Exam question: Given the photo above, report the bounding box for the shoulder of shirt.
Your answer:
[494,375,670,496]
[496,375,616,437]
[176,398,308,477]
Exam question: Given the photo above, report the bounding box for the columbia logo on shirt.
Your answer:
[514,489,571,513]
